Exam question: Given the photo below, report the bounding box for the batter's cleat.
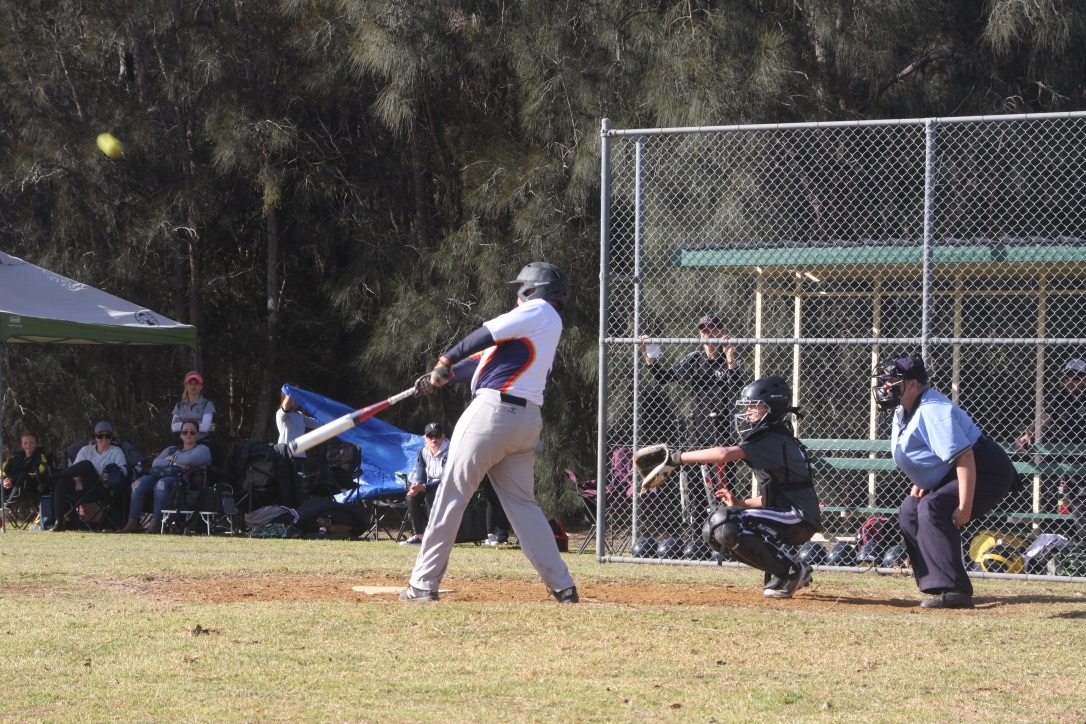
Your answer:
[551,586,580,604]
[399,584,439,602]
[763,563,813,599]
[920,590,974,609]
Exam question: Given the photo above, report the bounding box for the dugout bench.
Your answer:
[803,439,1086,542]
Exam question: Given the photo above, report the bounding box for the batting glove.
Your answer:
[414,373,435,397]
[430,359,453,388]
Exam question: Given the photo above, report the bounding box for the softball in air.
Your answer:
[96,133,125,159]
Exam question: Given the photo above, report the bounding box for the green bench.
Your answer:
[803,438,1086,528]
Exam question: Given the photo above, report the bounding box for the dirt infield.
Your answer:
[140,573,930,611]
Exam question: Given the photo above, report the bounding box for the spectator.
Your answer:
[482,476,511,546]
[48,421,128,532]
[1014,357,1086,537]
[276,390,320,482]
[118,421,212,533]
[2,431,54,516]
[641,313,749,515]
[171,371,215,440]
[874,354,1016,609]
[634,376,821,599]
[400,422,449,546]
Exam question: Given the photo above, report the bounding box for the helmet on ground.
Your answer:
[824,541,856,567]
[798,541,827,566]
[978,543,1025,574]
[734,376,795,440]
[683,537,713,561]
[656,537,685,560]
[872,353,928,410]
[856,539,888,563]
[631,536,657,558]
[881,544,909,568]
[507,262,570,310]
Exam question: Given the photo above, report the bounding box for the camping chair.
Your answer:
[335,476,409,541]
[307,440,362,500]
[564,469,611,555]
[159,467,237,535]
[61,439,129,532]
[1,480,43,529]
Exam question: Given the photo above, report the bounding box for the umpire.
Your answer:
[874,354,1016,609]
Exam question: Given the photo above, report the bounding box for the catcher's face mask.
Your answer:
[733,401,770,438]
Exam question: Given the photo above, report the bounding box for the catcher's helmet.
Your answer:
[507,262,570,310]
[824,541,856,567]
[798,541,827,566]
[881,544,909,568]
[872,353,927,411]
[631,536,657,558]
[656,537,685,560]
[683,537,713,561]
[734,376,795,439]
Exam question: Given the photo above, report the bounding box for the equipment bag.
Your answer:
[455,490,489,544]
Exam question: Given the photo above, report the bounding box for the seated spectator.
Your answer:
[118,422,212,533]
[277,390,320,482]
[171,371,216,441]
[400,422,449,546]
[48,421,128,532]
[2,431,54,514]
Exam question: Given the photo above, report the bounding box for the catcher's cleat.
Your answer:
[633,444,681,493]
[763,563,813,599]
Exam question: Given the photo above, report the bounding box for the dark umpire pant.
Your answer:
[899,436,1015,595]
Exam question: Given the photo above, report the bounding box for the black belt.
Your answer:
[499,393,527,407]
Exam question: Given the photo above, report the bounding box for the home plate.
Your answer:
[352,586,455,595]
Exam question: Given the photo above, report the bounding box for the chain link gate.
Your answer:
[595,112,1086,581]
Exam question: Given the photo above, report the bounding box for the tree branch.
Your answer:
[859,49,953,111]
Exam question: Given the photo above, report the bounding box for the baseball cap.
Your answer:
[697,314,723,331]
[874,354,929,384]
[424,422,444,436]
[94,421,114,435]
[1065,359,1086,376]
[184,371,204,385]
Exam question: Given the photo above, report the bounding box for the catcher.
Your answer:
[633,376,823,599]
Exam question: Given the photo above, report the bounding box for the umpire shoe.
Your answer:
[399,584,439,602]
[763,563,813,599]
[551,586,580,604]
[920,590,974,609]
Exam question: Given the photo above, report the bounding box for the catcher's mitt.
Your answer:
[633,444,681,493]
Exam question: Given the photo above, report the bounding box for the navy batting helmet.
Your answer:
[631,536,657,558]
[824,541,856,567]
[798,541,827,566]
[507,262,570,310]
[683,537,713,561]
[881,544,909,568]
[656,537,685,560]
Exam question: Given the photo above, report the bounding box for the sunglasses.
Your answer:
[180,429,199,435]
[95,432,112,439]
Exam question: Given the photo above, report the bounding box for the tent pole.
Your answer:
[1,344,5,533]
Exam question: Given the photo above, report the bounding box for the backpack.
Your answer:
[295,498,369,539]
[223,441,298,508]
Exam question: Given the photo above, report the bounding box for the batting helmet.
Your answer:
[656,537,685,560]
[824,541,856,567]
[507,262,570,310]
[734,376,796,440]
[631,536,657,558]
[881,544,909,568]
[683,537,713,561]
[798,541,827,566]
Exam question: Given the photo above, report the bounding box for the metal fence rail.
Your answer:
[596,112,1086,581]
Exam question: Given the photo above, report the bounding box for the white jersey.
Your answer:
[473,299,562,406]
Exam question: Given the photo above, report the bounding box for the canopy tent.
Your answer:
[1,251,197,530]
[282,385,423,501]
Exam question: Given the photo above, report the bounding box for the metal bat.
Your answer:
[286,385,418,456]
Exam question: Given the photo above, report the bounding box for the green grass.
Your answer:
[1,531,1085,722]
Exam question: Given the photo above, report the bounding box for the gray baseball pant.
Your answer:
[408,388,575,594]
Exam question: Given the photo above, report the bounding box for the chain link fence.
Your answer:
[595,112,1086,580]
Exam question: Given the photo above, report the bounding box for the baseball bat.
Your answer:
[286,385,418,456]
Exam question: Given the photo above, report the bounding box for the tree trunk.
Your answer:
[251,205,280,440]
[410,122,431,251]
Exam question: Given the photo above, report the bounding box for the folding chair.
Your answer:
[564,469,611,554]
[1,482,43,529]
[57,439,127,532]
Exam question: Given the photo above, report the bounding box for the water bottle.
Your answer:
[1057,483,1071,515]
[645,344,662,362]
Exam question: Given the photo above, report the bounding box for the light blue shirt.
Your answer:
[890,388,981,489]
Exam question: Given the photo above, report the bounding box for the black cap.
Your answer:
[697,314,723,331]
[874,354,928,384]
[424,422,444,436]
